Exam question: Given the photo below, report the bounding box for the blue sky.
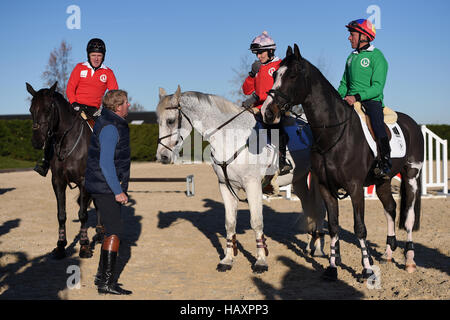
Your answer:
[1,0,449,124]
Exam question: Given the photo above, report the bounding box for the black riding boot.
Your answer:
[97,235,132,295]
[33,138,53,177]
[278,130,292,176]
[374,137,392,179]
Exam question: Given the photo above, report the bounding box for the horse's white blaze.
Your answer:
[261,66,287,121]
[273,66,287,90]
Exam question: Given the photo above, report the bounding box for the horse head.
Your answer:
[156,85,193,164]
[26,82,59,149]
[261,43,310,125]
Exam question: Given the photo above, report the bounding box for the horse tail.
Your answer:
[399,169,421,231]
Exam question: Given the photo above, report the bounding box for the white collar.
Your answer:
[263,56,280,65]
[82,61,108,70]
[352,45,375,54]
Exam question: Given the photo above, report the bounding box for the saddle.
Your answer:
[352,102,406,158]
[353,102,397,141]
[80,110,96,131]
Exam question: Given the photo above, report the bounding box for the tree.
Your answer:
[42,40,73,98]
[128,96,146,112]
[229,54,253,105]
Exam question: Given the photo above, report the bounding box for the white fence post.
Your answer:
[421,125,448,196]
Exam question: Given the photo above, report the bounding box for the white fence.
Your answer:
[421,125,448,196]
[365,125,448,198]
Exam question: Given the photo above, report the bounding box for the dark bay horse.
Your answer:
[261,44,423,280]
[26,82,100,259]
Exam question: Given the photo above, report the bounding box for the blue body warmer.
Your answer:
[85,108,130,195]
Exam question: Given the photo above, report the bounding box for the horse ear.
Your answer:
[174,85,181,103]
[50,81,58,94]
[26,82,36,97]
[286,46,293,57]
[294,43,302,60]
[159,87,167,100]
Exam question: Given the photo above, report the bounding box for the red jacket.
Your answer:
[242,57,281,109]
[66,62,118,108]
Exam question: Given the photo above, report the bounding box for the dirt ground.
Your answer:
[0,162,448,300]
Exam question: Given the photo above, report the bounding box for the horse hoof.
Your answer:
[357,268,375,283]
[52,247,66,260]
[406,263,416,273]
[380,257,394,264]
[93,233,105,244]
[79,245,93,259]
[312,250,327,258]
[322,266,338,281]
[216,263,232,272]
[252,264,268,274]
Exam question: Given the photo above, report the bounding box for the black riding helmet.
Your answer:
[86,38,106,68]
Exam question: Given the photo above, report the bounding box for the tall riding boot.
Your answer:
[33,137,53,177]
[278,130,292,176]
[97,235,132,295]
[374,137,392,179]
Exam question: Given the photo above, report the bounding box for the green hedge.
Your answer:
[0,120,448,169]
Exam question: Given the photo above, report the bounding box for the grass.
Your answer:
[0,156,35,170]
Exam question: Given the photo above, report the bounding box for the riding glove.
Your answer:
[242,93,259,108]
[249,60,261,78]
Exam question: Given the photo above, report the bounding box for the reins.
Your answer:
[158,100,255,202]
[268,86,353,200]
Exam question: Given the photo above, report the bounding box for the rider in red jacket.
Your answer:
[34,38,118,177]
[67,38,118,118]
[242,31,292,175]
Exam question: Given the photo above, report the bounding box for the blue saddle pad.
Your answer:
[284,118,312,152]
[252,117,312,152]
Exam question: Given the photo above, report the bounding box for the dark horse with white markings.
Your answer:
[261,44,423,280]
[26,82,102,259]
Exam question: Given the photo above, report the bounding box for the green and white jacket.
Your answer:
[337,45,388,105]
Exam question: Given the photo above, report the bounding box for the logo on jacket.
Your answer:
[361,58,370,67]
[80,70,88,78]
[268,67,276,76]
[100,74,107,83]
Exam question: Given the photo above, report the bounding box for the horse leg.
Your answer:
[78,187,93,258]
[245,179,268,273]
[399,163,422,273]
[375,180,398,263]
[293,171,326,257]
[350,185,376,281]
[318,184,340,281]
[51,177,67,259]
[92,200,105,244]
[217,182,238,272]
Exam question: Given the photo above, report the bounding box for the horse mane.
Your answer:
[183,91,241,114]
[53,90,78,117]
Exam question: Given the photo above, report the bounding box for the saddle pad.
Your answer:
[355,110,406,158]
[253,116,312,152]
[353,102,398,124]
[282,117,313,152]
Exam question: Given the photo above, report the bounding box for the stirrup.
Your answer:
[278,159,293,176]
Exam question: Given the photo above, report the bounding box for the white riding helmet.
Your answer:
[249,31,277,53]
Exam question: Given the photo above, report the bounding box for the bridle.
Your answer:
[157,103,194,153]
[266,89,294,114]
[266,76,353,200]
[157,98,256,202]
[31,96,86,162]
